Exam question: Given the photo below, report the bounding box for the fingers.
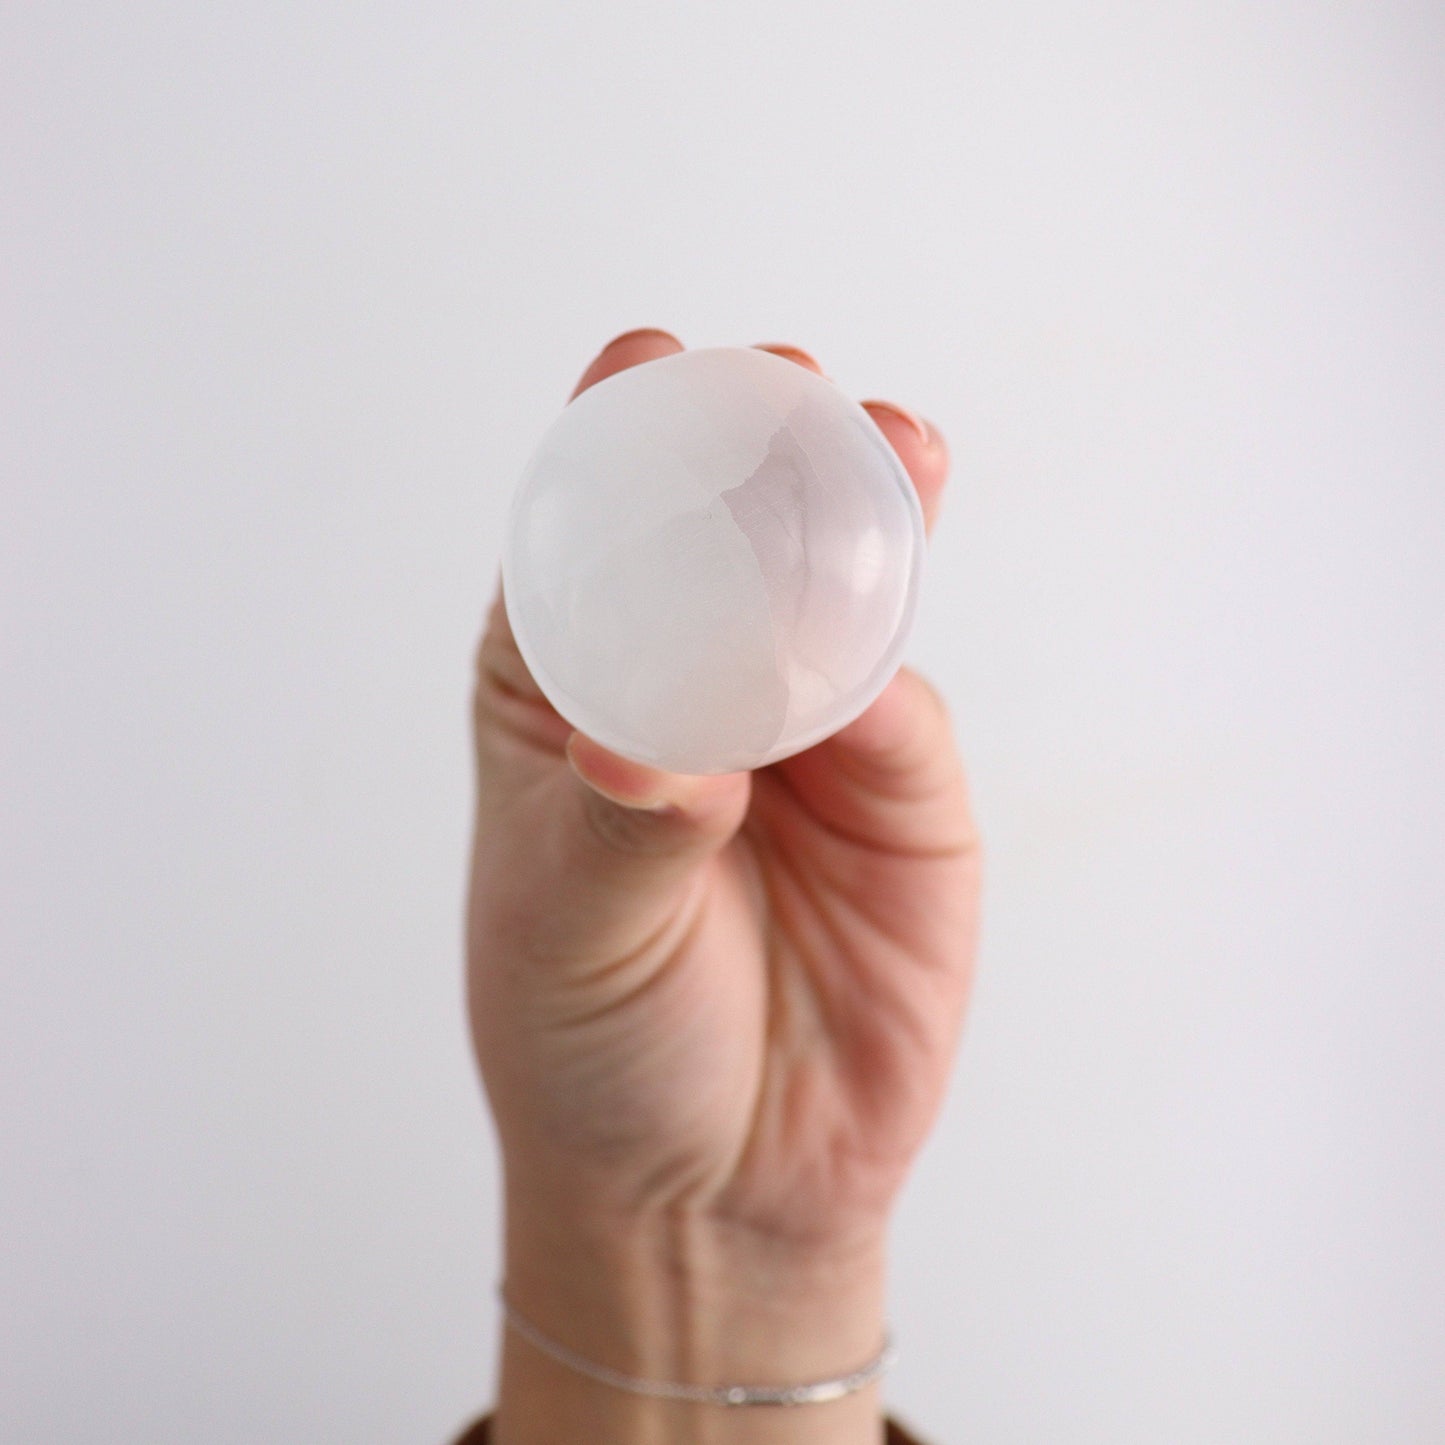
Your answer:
[860,400,949,534]
[750,342,949,535]
[753,341,826,376]
[742,343,967,854]
[578,335,950,530]
[581,334,949,531]
[768,666,977,861]
[828,667,961,803]
[570,327,684,401]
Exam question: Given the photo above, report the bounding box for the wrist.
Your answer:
[493,1187,891,1444]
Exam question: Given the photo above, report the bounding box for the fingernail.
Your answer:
[754,343,825,374]
[601,326,683,352]
[566,733,680,812]
[861,399,932,447]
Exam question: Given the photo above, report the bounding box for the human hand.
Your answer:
[466,329,981,1443]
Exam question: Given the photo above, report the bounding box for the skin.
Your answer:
[466,329,982,1444]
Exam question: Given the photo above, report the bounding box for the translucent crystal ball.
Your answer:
[501,346,925,775]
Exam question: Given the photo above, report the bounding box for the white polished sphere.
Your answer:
[501,346,925,774]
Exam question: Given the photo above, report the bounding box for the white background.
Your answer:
[4,4,1442,1441]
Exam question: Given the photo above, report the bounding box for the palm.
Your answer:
[468,332,979,1248]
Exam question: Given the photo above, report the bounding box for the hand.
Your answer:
[466,329,981,1443]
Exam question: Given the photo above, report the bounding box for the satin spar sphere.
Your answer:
[501,346,925,775]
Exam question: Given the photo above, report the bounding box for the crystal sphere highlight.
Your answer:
[501,346,925,775]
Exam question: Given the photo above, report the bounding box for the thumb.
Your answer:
[540,731,751,966]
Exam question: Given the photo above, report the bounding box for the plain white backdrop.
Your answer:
[3,3,1442,1441]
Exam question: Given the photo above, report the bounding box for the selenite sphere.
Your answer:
[501,346,925,775]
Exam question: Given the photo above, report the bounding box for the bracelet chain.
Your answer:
[497,1282,897,1407]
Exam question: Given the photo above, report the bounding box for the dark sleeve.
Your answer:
[450,1412,933,1443]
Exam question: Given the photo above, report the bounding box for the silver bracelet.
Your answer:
[497,1283,897,1407]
